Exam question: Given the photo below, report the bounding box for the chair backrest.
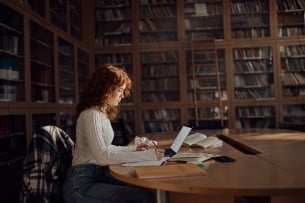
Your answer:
[20,125,74,203]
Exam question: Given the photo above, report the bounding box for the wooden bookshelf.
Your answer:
[0,1,88,201]
[92,0,305,133]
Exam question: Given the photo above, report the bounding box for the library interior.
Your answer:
[0,0,305,203]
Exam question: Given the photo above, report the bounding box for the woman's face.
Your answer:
[109,83,126,106]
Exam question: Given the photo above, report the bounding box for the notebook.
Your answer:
[164,125,192,157]
[135,163,206,179]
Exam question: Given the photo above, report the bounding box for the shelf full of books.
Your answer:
[277,0,305,37]
[184,0,223,40]
[95,0,132,46]
[30,21,55,103]
[0,4,24,102]
[58,38,75,104]
[139,0,177,43]
[140,50,180,103]
[235,105,276,128]
[282,103,305,124]
[233,46,274,99]
[187,48,227,102]
[280,44,305,97]
[230,0,270,38]
[142,108,181,133]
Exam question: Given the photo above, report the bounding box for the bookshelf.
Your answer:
[230,0,270,38]
[58,38,75,104]
[95,0,132,46]
[233,46,274,99]
[188,39,227,129]
[277,0,305,37]
[91,0,305,132]
[0,1,88,201]
[139,0,177,43]
[280,44,305,97]
[0,4,24,102]
[184,0,224,40]
[30,21,55,103]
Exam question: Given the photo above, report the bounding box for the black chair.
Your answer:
[20,125,74,203]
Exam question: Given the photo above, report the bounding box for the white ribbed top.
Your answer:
[72,107,156,166]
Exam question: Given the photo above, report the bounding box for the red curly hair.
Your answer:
[76,64,132,120]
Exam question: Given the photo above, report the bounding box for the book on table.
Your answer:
[135,164,206,179]
[183,132,223,148]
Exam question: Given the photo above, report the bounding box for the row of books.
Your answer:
[0,85,17,101]
[140,0,176,5]
[184,17,223,30]
[0,36,19,55]
[95,54,132,65]
[140,34,177,42]
[95,0,130,8]
[233,47,271,59]
[184,3,223,16]
[143,121,179,133]
[97,22,131,34]
[235,117,274,128]
[191,78,218,90]
[185,31,223,40]
[191,90,228,101]
[142,64,178,77]
[95,35,132,45]
[277,0,305,10]
[231,15,268,27]
[234,88,274,99]
[96,9,131,21]
[141,78,179,91]
[231,1,268,14]
[280,45,305,57]
[281,72,305,85]
[141,92,179,102]
[140,5,176,17]
[0,69,19,80]
[278,27,305,37]
[231,28,269,38]
[281,58,305,71]
[234,60,272,72]
[236,106,274,118]
[194,107,222,119]
[142,109,180,121]
[234,74,271,87]
[283,104,305,116]
[141,51,178,63]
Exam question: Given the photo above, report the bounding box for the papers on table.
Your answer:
[170,152,220,163]
[122,157,170,167]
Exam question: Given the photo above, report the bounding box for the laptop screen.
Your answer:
[170,125,192,153]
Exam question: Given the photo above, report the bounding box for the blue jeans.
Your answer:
[62,164,154,203]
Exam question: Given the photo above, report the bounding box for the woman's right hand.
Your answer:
[155,148,165,160]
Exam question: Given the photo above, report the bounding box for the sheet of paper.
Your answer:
[122,157,170,167]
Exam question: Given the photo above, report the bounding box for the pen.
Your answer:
[152,141,158,149]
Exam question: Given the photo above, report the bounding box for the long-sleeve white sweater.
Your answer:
[72,107,157,166]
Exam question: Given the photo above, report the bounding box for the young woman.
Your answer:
[63,65,164,203]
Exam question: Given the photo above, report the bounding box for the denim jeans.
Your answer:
[62,164,154,203]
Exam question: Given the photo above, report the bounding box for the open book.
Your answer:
[183,133,223,148]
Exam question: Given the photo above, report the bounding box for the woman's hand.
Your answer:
[136,143,150,151]
[155,148,165,160]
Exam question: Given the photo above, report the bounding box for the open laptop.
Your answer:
[164,125,192,157]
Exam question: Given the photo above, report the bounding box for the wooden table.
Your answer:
[109,128,305,203]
